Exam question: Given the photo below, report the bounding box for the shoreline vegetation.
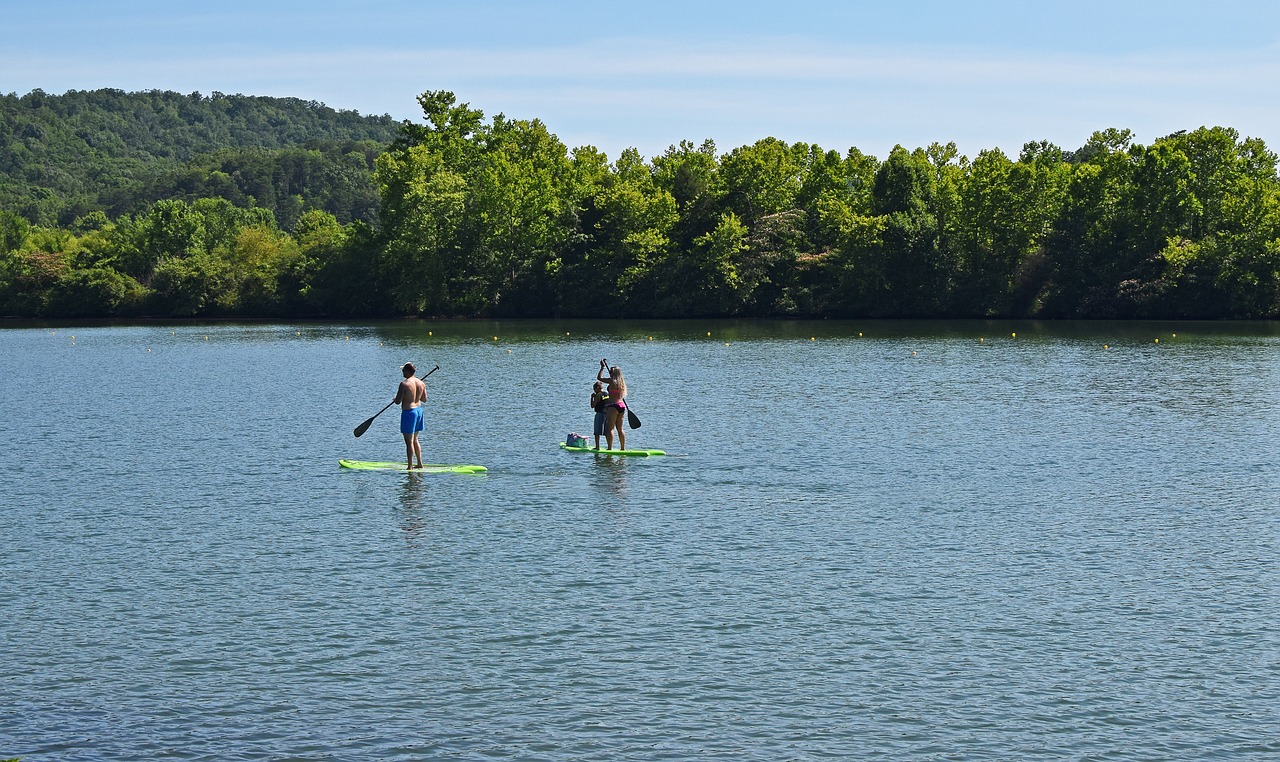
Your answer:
[3,89,1279,320]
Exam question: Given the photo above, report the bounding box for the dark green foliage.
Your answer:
[3,88,1280,319]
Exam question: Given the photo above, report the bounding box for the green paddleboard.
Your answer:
[339,460,488,473]
[559,443,666,456]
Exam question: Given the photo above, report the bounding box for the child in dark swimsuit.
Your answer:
[590,381,610,450]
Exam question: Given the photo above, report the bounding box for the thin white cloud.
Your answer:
[7,37,1279,159]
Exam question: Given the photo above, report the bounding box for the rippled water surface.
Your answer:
[2,319,1278,760]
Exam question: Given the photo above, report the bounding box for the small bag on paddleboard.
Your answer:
[566,433,588,448]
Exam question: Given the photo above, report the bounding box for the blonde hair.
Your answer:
[609,366,627,397]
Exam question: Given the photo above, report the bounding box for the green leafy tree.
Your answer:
[566,148,677,315]
[467,115,576,314]
[374,91,488,315]
[1041,129,1139,316]
[952,147,1067,315]
[149,252,232,315]
[845,146,951,316]
[375,144,468,313]
[47,267,145,317]
[679,211,750,315]
[652,139,725,255]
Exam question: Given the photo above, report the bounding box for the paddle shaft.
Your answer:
[353,365,438,437]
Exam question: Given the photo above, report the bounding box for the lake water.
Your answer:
[2,319,1278,760]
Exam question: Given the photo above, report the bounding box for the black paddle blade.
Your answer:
[627,408,641,429]
[353,417,375,437]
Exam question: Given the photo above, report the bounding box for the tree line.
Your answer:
[2,89,1279,319]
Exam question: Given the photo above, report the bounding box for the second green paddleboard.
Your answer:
[559,443,666,456]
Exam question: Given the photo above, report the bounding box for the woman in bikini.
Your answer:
[597,359,627,450]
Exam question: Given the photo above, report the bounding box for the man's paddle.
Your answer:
[353,365,438,438]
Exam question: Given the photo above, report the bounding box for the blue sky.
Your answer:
[4,0,1279,161]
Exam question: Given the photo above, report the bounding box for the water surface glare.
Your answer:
[2,319,1277,760]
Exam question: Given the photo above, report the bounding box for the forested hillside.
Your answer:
[0,88,400,226]
[3,89,1280,320]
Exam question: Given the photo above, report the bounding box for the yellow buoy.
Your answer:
[493,336,498,341]
[707,332,711,337]
[724,342,729,346]
[428,331,433,336]
[858,332,863,337]
[1154,338,1159,343]
[1011,332,1017,338]
[649,336,653,341]
[1172,333,1177,338]
[811,337,815,341]
[1104,344,1110,350]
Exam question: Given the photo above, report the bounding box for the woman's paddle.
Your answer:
[353,365,438,438]
[601,358,642,429]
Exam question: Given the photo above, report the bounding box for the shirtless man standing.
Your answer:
[394,362,427,470]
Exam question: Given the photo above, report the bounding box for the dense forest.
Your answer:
[3,88,1279,319]
[0,88,399,227]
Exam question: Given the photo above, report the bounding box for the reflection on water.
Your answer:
[396,472,430,548]
[589,453,631,501]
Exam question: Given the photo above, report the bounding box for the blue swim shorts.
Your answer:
[400,407,424,434]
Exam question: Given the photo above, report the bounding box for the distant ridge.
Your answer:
[0,88,404,225]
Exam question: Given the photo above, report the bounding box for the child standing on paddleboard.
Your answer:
[590,381,610,450]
